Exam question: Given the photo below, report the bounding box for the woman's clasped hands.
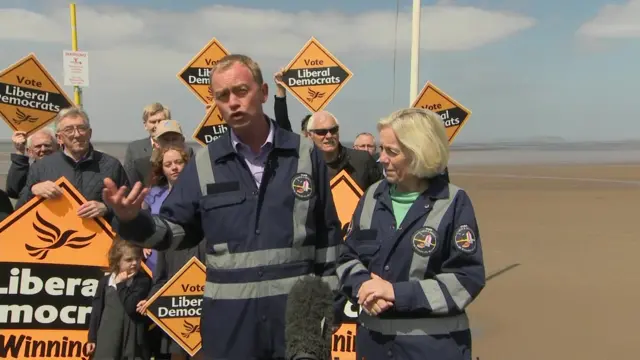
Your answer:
[357,273,396,316]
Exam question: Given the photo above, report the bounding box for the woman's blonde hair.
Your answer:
[377,108,449,179]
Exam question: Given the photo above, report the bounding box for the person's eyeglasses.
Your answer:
[309,126,339,136]
[59,125,90,136]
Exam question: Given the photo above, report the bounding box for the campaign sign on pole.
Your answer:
[0,177,115,359]
[144,256,206,357]
[177,38,230,105]
[192,104,228,147]
[411,81,472,144]
[0,53,74,135]
[281,37,352,113]
[62,50,89,88]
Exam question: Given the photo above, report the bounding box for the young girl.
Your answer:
[141,145,190,274]
[137,146,206,360]
[87,238,152,360]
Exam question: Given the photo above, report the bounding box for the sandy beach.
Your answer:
[0,145,638,359]
[451,163,640,360]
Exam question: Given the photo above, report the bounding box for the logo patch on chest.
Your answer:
[411,226,438,257]
[291,172,314,200]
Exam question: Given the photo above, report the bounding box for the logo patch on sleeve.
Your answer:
[454,225,477,254]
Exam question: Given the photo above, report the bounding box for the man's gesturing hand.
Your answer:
[102,178,148,222]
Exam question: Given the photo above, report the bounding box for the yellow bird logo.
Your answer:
[181,319,201,339]
[13,109,39,124]
[25,212,96,260]
[306,89,325,103]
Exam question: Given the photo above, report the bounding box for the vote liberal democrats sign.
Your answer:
[0,177,114,360]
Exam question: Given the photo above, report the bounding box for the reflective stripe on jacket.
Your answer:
[113,119,342,359]
[337,176,485,336]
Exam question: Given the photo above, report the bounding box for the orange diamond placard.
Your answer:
[332,322,357,360]
[177,38,230,105]
[0,176,114,266]
[0,53,74,135]
[330,170,363,241]
[412,81,472,144]
[329,170,363,357]
[0,176,116,360]
[144,256,206,357]
[281,37,352,112]
[192,104,229,147]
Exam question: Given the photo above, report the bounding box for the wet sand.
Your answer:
[450,163,640,360]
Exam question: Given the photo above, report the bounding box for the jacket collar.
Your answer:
[212,116,297,162]
[60,144,96,165]
[374,174,451,200]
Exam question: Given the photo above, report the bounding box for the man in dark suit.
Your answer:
[123,103,171,187]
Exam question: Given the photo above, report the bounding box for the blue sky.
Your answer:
[0,0,637,144]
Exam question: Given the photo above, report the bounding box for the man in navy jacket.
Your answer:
[103,54,342,360]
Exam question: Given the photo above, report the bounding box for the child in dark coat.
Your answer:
[87,238,152,360]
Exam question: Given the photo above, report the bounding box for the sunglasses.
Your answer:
[309,126,339,136]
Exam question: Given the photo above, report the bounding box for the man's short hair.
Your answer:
[142,103,171,123]
[377,108,449,179]
[301,115,312,132]
[54,107,90,131]
[355,132,375,140]
[210,54,264,87]
[26,128,56,149]
[307,111,340,132]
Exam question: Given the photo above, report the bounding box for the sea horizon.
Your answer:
[0,138,638,176]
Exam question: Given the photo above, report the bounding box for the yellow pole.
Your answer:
[70,3,82,107]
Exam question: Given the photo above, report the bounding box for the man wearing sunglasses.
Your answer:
[306,111,382,192]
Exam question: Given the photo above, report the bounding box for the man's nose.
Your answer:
[228,94,241,109]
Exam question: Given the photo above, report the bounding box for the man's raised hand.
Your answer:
[102,178,148,222]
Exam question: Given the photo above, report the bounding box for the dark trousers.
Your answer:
[355,327,472,360]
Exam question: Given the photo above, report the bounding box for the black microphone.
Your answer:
[285,275,335,360]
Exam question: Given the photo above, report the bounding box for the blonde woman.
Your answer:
[336,108,485,360]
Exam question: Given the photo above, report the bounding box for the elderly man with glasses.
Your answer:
[306,111,383,192]
[15,107,129,222]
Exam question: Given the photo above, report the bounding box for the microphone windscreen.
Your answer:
[285,275,335,360]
